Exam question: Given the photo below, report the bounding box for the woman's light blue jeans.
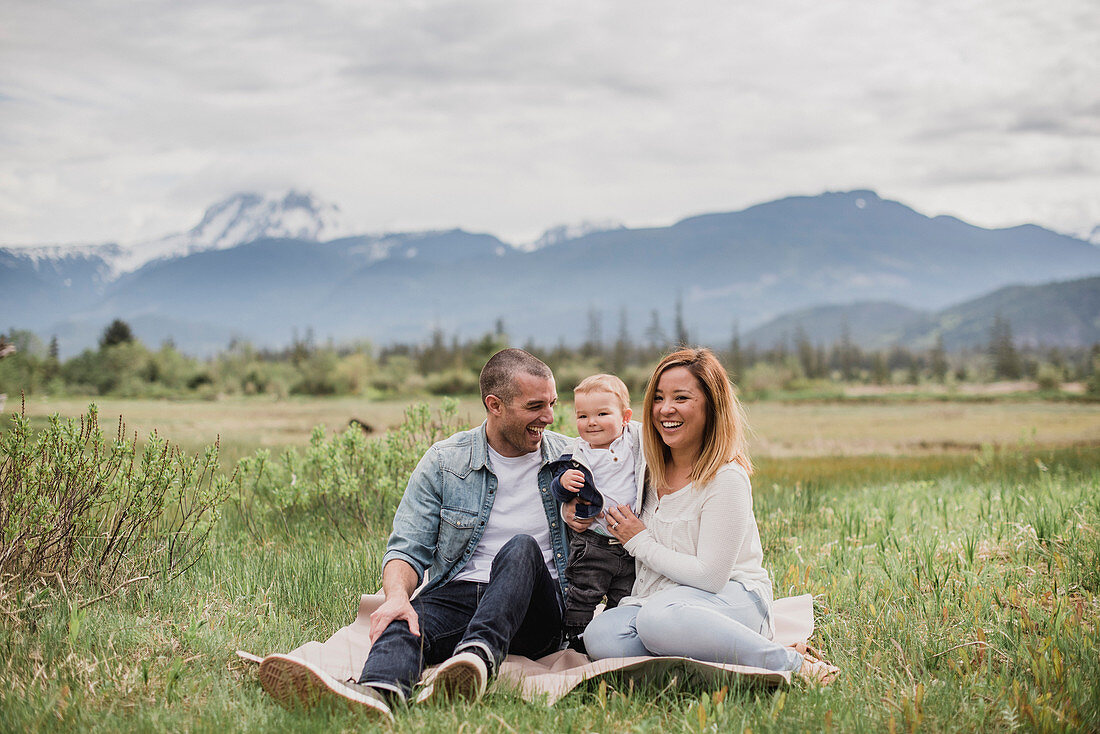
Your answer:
[583,580,803,673]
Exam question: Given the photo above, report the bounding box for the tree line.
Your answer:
[2,317,1098,401]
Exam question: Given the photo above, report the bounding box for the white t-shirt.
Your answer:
[452,444,558,583]
[573,431,637,535]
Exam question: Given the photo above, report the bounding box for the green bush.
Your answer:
[0,405,230,592]
[741,361,801,398]
[231,399,468,541]
[425,368,479,395]
[1035,363,1063,391]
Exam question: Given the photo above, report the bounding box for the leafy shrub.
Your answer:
[0,403,230,591]
[741,361,802,397]
[425,368,479,395]
[1035,363,1063,391]
[232,399,468,541]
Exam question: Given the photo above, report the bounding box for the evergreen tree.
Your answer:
[930,333,948,383]
[99,319,134,348]
[728,321,743,381]
[612,308,630,374]
[989,314,1022,379]
[871,352,890,385]
[645,310,667,352]
[43,336,61,380]
[1088,349,1100,397]
[417,326,449,374]
[673,294,689,347]
[837,321,857,381]
[582,307,603,359]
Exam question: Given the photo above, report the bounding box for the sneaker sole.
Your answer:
[258,654,393,720]
[417,655,487,703]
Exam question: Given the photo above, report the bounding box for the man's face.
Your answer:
[487,372,557,457]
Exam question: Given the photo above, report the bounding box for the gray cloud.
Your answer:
[1,0,1098,245]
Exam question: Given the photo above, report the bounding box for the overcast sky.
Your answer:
[2,0,1098,247]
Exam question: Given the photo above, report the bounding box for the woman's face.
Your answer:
[651,366,708,459]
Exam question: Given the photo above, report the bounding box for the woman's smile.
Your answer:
[652,366,707,456]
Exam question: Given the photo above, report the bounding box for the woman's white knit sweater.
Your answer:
[620,461,773,607]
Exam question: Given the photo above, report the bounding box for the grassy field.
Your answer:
[2,397,1099,732]
[13,393,1100,459]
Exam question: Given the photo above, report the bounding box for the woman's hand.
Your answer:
[605,504,644,543]
[562,498,598,533]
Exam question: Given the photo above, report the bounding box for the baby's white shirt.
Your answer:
[573,430,636,535]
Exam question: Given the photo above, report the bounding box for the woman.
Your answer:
[576,348,838,684]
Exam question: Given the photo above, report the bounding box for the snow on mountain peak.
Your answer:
[187,191,347,249]
[107,190,349,275]
[518,220,625,252]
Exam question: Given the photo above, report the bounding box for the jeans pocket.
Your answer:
[565,535,588,571]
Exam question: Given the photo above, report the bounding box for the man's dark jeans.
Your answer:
[359,534,564,699]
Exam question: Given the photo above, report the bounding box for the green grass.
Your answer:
[2,406,1100,731]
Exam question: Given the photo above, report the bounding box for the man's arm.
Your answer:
[368,558,421,641]
[380,447,444,585]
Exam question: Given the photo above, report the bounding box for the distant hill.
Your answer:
[743,302,930,350]
[907,276,1100,350]
[3,189,1099,356]
[744,275,1100,350]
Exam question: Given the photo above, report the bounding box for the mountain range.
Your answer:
[3,189,1099,357]
[742,275,1100,351]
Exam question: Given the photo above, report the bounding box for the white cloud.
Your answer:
[1,0,1097,245]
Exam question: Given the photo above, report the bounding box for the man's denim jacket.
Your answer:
[382,422,572,597]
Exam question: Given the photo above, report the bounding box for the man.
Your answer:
[259,349,572,719]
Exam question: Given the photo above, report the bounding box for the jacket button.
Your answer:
[551,522,557,528]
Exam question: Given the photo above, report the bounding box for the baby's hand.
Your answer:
[560,469,585,492]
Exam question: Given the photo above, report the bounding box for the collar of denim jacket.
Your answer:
[472,420,569,472]
[471,421,492,471]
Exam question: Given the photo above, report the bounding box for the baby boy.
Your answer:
[549,374,646,652]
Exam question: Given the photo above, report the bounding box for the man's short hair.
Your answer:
[479,348,553,408]
[574,374,631,413]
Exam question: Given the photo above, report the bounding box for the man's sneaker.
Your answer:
[415,651,489,704]
[258,653,394,721]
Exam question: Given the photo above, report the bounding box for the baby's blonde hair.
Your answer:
[574,374,631,413]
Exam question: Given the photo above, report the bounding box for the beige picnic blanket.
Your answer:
[239,593,814,704]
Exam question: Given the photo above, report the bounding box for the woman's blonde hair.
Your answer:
[642,347,753,491]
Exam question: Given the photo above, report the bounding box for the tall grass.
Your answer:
[1,426,1097,731]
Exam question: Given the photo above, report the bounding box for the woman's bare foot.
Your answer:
[793,642,840,686]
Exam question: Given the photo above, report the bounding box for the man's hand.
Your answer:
[559,468,585,492]
[369,559,421,642]
[563,498,598,533]
[369,594,420,642]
